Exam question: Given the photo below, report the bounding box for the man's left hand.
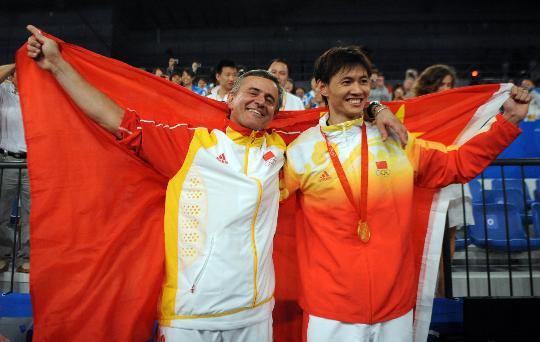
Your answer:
[502,86,532,125]
[375,108,408,147]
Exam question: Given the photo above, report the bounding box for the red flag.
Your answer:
[17,34,511,341]
[16,35,318,341]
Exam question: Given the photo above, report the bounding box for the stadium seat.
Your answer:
[491,178,533,207]
[469,203,540,251]
[480,189,531,223]
[468,178,483,204]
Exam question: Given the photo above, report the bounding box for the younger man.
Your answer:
[283,46,530,341]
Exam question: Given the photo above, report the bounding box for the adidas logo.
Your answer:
[216,153,228,164]
[319,171,331,182]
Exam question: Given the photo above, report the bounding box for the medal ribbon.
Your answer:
[320,123,368,230]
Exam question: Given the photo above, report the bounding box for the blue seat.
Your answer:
[481,189,527,213]
[469,203,540,251]
[531,202,540,238]
[481,188,533,224]
[469,178,483,204]
[491,179,532,207]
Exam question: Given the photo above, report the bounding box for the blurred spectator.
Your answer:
[303,76,317,108]
[403,68,418,98]
[521,78,534,89]
[0,64,30,274]
[309,89,325,108]
[166,57,179,78]
[170,72,182,86]
[192,61,201,75]
[294,87,305,100]
[181,68,206,96]
[392,84,405,100]
[153,67,168,79]
[368,71,392,102]
[208,59,238,102]
[285,78,294,93]
[268,59,305,110]
[197,77,209,94]
[405,68,418,80]
[521,78,539,121]
[412,64,455,97]
[403,76,415,98]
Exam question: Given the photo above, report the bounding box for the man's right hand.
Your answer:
[24,24,125,135]
[26,25,62,73]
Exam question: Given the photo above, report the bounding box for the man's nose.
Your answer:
[253,93,265,105]
[350,82,364,93]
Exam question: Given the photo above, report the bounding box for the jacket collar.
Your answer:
[224,118,267,147]
[319,112,364,134]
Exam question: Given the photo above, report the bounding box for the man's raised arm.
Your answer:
[26,25,124,136]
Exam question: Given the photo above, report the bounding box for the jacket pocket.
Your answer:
[189,236,215,294]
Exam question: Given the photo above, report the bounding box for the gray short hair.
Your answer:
[230,69,283,112]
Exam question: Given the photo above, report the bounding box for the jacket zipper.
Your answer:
[190,236,215,293]
[245,131,262,306]
[249,178,262,306]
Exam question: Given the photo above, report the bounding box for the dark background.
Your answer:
[1,0,539,83]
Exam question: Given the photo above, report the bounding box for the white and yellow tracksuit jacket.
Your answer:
[119,110,286,330]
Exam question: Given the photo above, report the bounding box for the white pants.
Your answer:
[307,310,413,342]
[158,318,272,342]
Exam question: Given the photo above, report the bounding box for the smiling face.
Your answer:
[181,71,193,87]
[319,65,370,124]
[227,76,280,131]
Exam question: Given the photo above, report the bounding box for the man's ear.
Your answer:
[318,81,328,97]
[226,92,235,110]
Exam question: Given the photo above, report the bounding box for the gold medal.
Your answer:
[357,221,370,243]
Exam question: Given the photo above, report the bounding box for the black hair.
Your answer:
[215,59,237,75]
[181,68,195,78]
[268,58,291,75]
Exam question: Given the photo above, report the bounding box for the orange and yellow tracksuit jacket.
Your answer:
[283,113,521,324]
[119,110,287,330]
